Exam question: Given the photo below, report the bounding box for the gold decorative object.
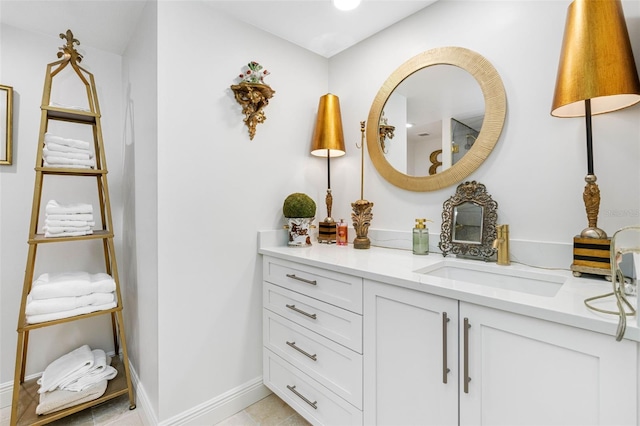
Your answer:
[311,94,346,243]
[0,85,13,165]
[551,0,640,276]
[367,47,506,192]
[429,149,442,176]
[231,62,274,140]
[378,112,395,153]
[352,121,373,249]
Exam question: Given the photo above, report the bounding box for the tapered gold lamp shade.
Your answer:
[311,94,346,243]
[551,0,640,277]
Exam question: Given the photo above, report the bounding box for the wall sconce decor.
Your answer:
[311,94,346,243]
[0,84,13,165]
[231,62,275,140]
[551,0,640,277]
[378,112,395,153]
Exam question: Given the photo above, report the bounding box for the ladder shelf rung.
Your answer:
[42,106,99,124]
[29,230,113,244]
[36,167,107,176]
[19,305,122,332]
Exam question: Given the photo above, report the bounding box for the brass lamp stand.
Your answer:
[551,0,640,277]
[311,94,346,243]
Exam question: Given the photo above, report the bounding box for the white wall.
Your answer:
[155,2,328,421]
[122,0,159,418]
[329,0,640,266]
[0,25,124,389]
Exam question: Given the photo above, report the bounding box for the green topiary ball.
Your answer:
[283,193,316,218]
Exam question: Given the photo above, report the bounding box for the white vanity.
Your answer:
[260,234,639,426]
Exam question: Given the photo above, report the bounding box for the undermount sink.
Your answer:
[415,260,567,297]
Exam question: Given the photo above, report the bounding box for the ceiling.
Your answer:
[0,0,437,57]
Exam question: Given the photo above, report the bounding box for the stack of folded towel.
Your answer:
[36,344,118,415]
[26,271,117,324]
[43,132,95,169]
[43,200,94,238]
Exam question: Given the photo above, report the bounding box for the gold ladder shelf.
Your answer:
[10,30,135,426]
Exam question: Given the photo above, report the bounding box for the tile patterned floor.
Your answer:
[0,393,309,426]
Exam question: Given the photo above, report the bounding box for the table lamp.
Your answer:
[551,0,640,277]
[311,94,346,243]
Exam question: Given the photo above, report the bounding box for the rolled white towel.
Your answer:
[37,345,95,393]
[44,141,94,157]
[30,272,116,300]
[44,132,91,150]
[63,350,117,392]
[46,200,93,215]
[43,148,92,160]
[44,219,95,228]
[26,292,115,316]
[36,380,107,415]
[45,213,94,221]
[26,301,117,324]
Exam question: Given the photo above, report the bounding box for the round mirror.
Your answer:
[366,47,506,192]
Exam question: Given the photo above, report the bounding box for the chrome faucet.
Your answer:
[493,224,510,265]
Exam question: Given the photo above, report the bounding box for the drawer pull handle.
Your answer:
[464,318,471,394]
[442,312,450,384]
[286,385,318,410]
[286,341,317,361]
[286,274,317,286]
[286,304,317,320]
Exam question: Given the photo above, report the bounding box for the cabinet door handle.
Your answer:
[286,385,318,409]
[442,312,450,384]
[286,274,317,286]
[463,317,471,394]
[286,304,317,320]
[286,341,317,361]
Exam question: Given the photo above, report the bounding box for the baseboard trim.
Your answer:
[158,376,271,426]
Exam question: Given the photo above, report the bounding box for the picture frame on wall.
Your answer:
[1,84,13,165]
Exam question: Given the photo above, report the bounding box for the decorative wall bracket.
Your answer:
[231,62,275,140]
[378,112,395,153]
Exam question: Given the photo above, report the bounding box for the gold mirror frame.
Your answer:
[0,84,13,166]
[366,47,506,192]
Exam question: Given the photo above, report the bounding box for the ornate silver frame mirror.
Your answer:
[439,181,498,260]
[366,47,506,191]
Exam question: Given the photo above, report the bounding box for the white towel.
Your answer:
[45,200,93,215]
[36,380,107,415]
[44,132,91,150]
[26,301,117,324]
[44,228,93,238]
[43,225,93,234]
[44,219,95,228]
[63,350,117,392]
[37,345,95,393]
[42,155,95,168]
[44,141,94,157]
[45,213,94,221]
[43,148,92,160]
[49,101,91,112]
[26,292,115,315]
[43,162,93,169]
[29,272,116,300]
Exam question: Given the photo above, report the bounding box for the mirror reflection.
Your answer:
[382,65,484,177]
[452,202,483,244]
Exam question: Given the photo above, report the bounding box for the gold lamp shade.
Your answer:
[551,0,640,117]
[311,94,346,158]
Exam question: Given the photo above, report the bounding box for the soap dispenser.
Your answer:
[413,218,431,255]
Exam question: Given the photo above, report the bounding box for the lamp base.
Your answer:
[351,199,373,250]
[571,236,611,279]
[318,221,337,244]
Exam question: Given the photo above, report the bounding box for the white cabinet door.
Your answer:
[364,280,459,426]
[460,301,638,426]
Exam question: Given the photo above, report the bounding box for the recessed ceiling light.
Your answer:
[332,0,362,11]
[406,123,414,128]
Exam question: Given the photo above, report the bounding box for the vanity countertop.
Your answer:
[259,235,639,343]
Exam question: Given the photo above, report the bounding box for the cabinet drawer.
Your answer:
[264,349,363,426]
[264,282,362,353]
[263,257,362,314]
[264,310,363,409]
